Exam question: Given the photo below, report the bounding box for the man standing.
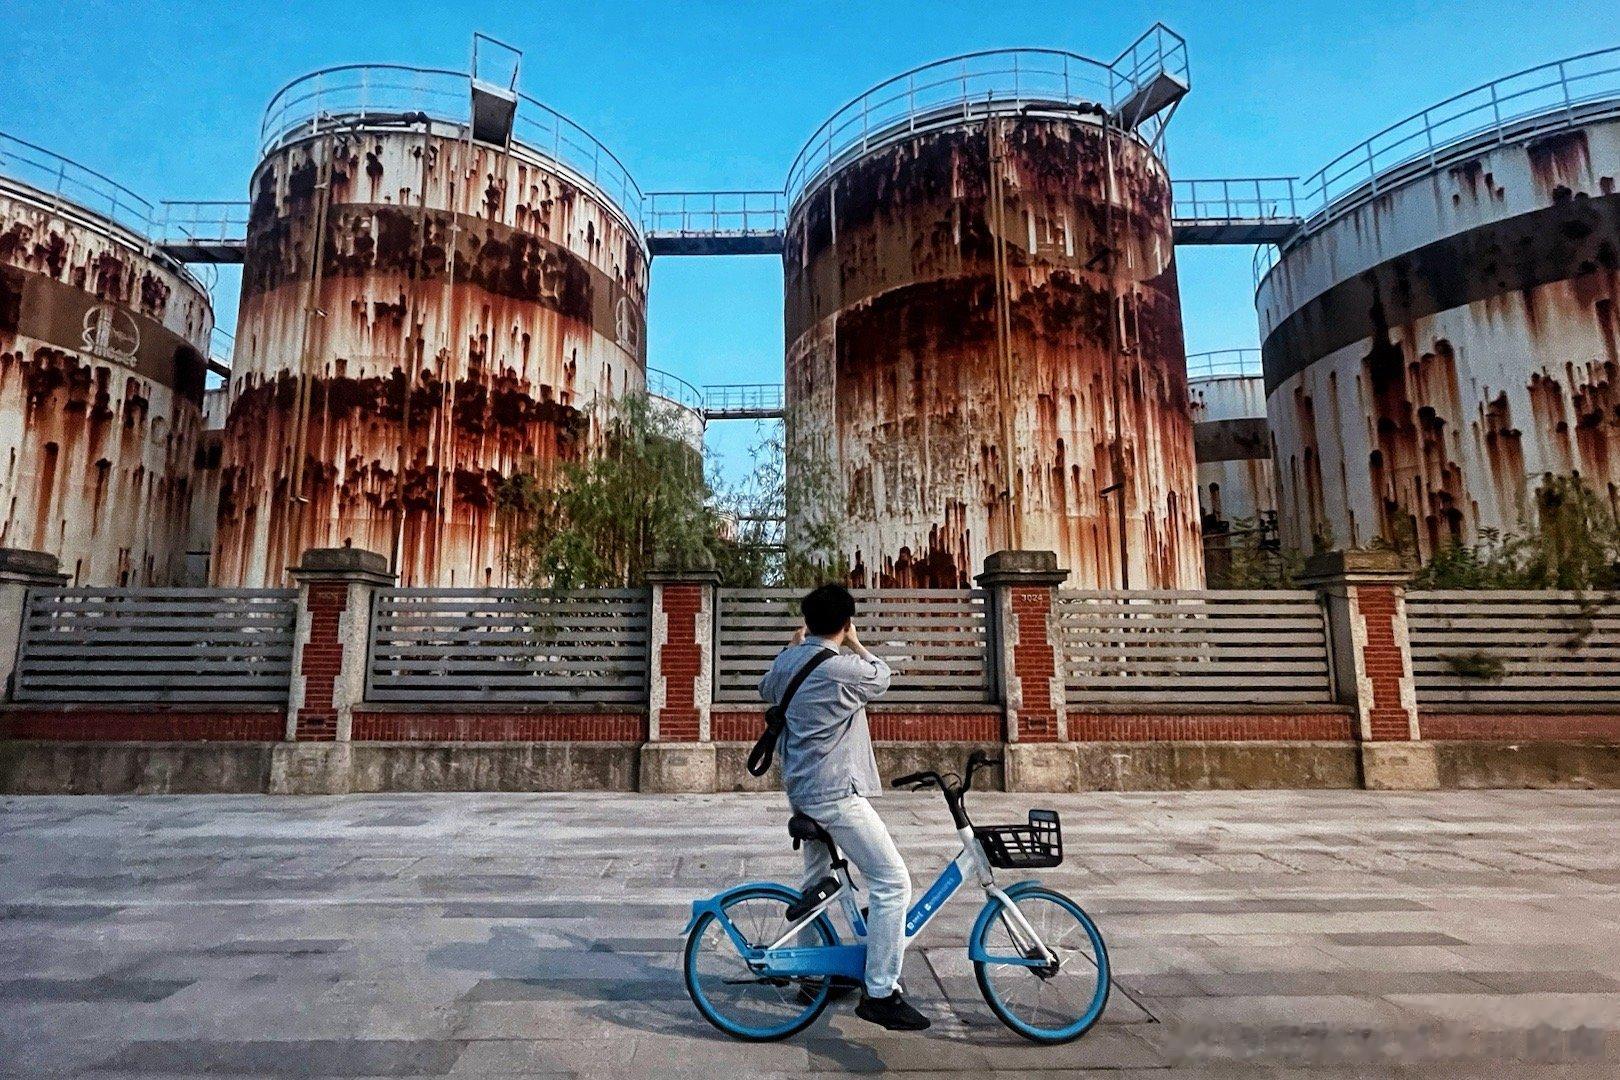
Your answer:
[758,584,930,1032]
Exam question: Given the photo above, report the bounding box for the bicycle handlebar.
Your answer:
[889,753,1006,827]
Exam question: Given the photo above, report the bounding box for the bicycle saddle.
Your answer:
[787,812,822,842]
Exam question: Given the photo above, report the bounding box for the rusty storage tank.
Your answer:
[213,64,649,587]
[783,38,1203,588]
[1186,350,1278,582]
[183,381,230,584]
[1187,350,1276,531]
[0,133,212,585]
[1258,49,1620,560]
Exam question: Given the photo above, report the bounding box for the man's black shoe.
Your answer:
[855,990,931,1031]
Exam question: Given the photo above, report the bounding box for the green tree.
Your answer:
[502,394,721,588]
[1204,513,1304,589]
[1411,473,1620,591]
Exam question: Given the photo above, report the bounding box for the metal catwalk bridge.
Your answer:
[154,176,1302,263]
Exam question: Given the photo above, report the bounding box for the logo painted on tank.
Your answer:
[81,304,141,362]
[614,295,640,354]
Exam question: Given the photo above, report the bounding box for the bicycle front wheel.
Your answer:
[683,884,837,1041]
[972,886,1109,1044]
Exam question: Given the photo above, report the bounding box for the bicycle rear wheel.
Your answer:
[683,884,838,1041]
[972,886,1109,1044]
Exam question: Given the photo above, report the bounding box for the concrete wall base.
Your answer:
[1359,742,1441,790]
[639,742,717,793]
[269,743,354,796]
[1072,741,1362,791]
[1434,740,1620,789]
[0,740,275,794]
[1006,743,1079,792]
[712,741,1006,793]
[3,739,1616,793]
[350,742,638,792]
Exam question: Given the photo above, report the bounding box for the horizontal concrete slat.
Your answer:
[367,589,651,706]
[16,587,297,706]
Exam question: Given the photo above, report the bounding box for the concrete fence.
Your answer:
[1,546,1617,794]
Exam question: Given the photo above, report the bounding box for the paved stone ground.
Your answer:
[1,789,1618,1078]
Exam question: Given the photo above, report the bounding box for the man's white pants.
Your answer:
[795,793,911,997]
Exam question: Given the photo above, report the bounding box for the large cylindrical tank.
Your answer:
[1187,355,1275,532]
[0,150,211,585]
[1259,75,1620,559]
[214,98,648,587]
[784,100,1200,589]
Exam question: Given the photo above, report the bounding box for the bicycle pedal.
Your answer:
[784,876,841,921]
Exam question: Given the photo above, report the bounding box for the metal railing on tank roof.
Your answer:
[1253,46,1620,291]
[646,367,705,414]
[1185,349,1262,380]
[1295,45,1620,237]
[784,25,1189,207]
[0,130,215,293]
[257,63,647,238]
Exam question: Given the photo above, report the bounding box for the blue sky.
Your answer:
[3,0,1611,480]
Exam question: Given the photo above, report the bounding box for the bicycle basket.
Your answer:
[973,809,1062,869]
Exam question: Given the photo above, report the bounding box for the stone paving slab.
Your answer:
[1,789,1618,1077]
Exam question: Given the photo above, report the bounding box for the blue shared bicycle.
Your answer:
[683,751,1109,1043]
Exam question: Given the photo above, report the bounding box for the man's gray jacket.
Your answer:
[758,636,892,808]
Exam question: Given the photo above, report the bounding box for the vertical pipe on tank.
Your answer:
[288,134,335,544]
[986,112,1022,550]
[1101,112,1130,588]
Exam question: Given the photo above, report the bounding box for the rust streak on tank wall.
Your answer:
[213,124,647,587]
[0,184,210,585]
[785,116,1201,588]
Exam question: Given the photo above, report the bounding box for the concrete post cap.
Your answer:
[0,547,68,585]
[289,547,396,584]
[1297,548,1413,588]
[644,568,722,586]
[975,549,1070,589]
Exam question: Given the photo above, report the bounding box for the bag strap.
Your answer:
[746,647,835,777]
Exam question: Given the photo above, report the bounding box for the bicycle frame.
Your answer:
[687,823,1058,985]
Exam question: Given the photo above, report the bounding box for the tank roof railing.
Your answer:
[645,367,705,415]
[257,63,647,242]
[0,130,215,293]
[1280,45,1620,249]
[0,130,156,238]
[784,26,1189,208]
[1185,349,1262,381]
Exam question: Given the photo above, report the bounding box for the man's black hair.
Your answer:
[801,583,856,637]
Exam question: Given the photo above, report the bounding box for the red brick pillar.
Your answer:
[641,569,719,792]
[1300,550,1435,789]
[978,550,1076,791]
[272,547,396,794]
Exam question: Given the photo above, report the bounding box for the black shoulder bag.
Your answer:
[746,648,835,777]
